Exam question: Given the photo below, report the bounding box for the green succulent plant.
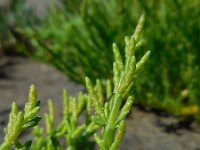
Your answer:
[0,15,150,150]
[0,85,41,150]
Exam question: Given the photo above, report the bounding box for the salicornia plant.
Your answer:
[31,91,98,150]
[0,85,41,150]
[86,15,150,149]
[0,15,150,150]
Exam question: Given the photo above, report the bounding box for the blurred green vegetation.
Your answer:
[5,0,200,119]
[133,0,200,119]
[0,0,36,55]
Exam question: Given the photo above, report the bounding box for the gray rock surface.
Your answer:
[121,108,200,150]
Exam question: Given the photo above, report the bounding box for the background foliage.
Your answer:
[14,0,200,119]
[0,0,36,55]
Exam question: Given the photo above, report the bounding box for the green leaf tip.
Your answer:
[25,85,38,114]
[136,50,151,73]
[29,85,37,102]
[133,14,145,42]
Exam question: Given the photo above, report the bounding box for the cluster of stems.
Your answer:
[85,15,150,150]
[0,85,41,150]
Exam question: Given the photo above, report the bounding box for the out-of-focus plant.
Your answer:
[0,0,36,55]
[132,0,200,119]
[0,16,150,149]
[22,0,139,81]
[20,0,200,119]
